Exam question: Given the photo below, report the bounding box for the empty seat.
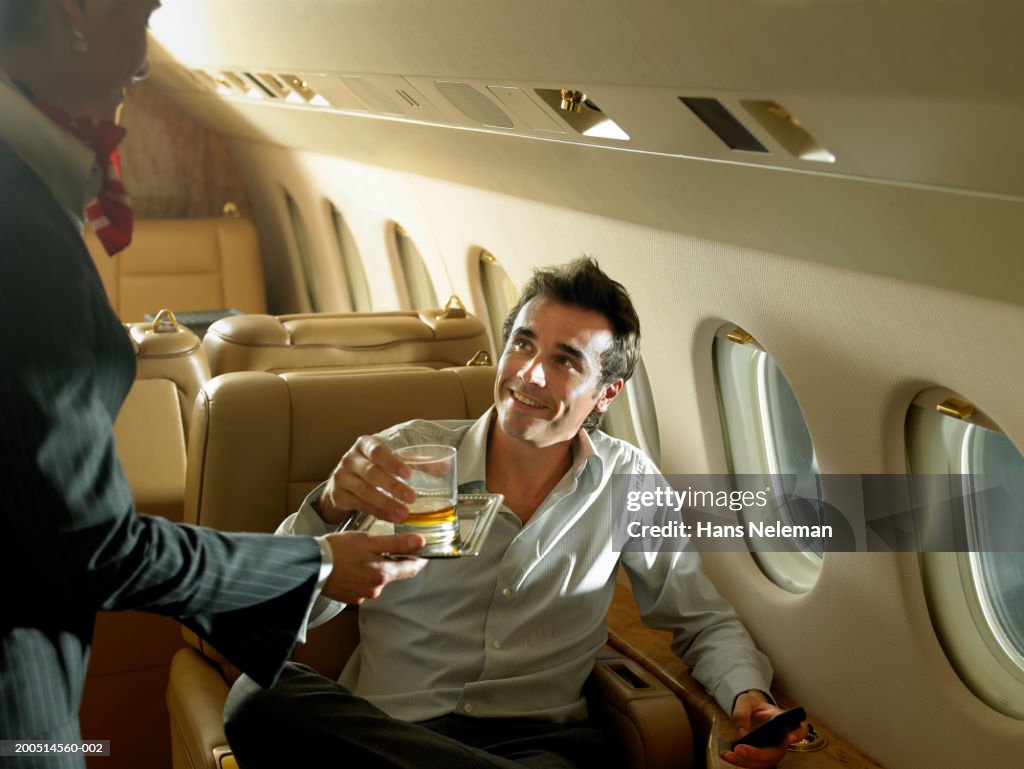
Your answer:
[85,217,267,322]
[80,315,210,769]
[202,304,491,378]
[114,313,211,519]
[166,366,691,769]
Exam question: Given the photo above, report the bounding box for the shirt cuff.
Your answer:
[294,536,334,645]
[714,667,774,716]
[731,688,776,714]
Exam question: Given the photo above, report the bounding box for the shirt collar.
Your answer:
[456,409,494,490]
[456,407,605,491]
[0,72,102,225]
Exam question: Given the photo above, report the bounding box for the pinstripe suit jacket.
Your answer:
[0,140,323,765]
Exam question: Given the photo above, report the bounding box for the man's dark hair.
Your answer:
[501,257,641,431]
[0,1,48,47]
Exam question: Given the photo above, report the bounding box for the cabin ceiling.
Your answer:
[146,0,1024,306]
[149,0,1023,100]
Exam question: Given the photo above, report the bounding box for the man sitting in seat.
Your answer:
[225,257,805,769]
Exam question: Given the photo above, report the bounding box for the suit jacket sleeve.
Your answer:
[0,151,320,688]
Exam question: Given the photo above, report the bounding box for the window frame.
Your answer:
[392,223,440,311]
[712,327,823,594]
[284,191,320,312]
[476,249,520,356]
[910,393,1024,719]
[328,202,372,312]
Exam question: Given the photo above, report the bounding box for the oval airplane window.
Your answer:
[393,223,439,310]
[329,203,372,312]
[285,192,321,312]
[712,327,823,593]
[477,249,519,354]
[909,394,1024,719]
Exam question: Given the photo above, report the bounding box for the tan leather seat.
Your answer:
[202,306,490,378]
[85,217,267,322]
[167,367,692,769]
[80,318,210,769]
[115,316,211,519]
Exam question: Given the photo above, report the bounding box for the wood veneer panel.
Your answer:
[119,81,252,219]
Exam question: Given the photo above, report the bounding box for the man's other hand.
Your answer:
[321,531,426,604]
[721,691,808,768]
[316,435,416,525]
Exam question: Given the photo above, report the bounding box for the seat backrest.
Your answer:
[115,319,210,521]
[202,310,491,378]
[85,217,267,322]
[185,365,496,537]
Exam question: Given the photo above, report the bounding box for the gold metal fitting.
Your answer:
[222,202,240,217]
[559,89,586,113]
[280,74,317,102]
[466,350,493,367]
[441,294,467,318]
[726,327,754,345]
[148,309,180,334]
[787,723,828,753]
[936,397,976,420]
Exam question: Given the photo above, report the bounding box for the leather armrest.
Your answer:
[587,651,695,769]
[167,647,231,769]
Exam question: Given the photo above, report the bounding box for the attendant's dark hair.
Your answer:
[502,255,641,391]
[0,1,48,47]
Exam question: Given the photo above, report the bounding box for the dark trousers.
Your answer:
[224,663,606,769]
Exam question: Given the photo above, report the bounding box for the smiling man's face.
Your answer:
[493,297,622,449]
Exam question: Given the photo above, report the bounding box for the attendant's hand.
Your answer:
[321,531,426,604]
[721,691,808,768]
[316,436,415,525]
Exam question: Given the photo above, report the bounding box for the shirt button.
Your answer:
[462,702,474,713]
[502,587,513,598]
[491,639,502,650]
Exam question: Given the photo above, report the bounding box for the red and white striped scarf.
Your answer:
[33,101,133,256]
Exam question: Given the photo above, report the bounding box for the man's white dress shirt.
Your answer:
[280,409,772,722]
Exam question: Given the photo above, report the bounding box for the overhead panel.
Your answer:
[342,76,404,115]
[433,81,514,129]
[534,89,629,141]
[148,57,1024,200]
[742,101,835,163]
[679,97,768,154]
[299,74,369,112]
[362,75,449,124]
[486,87,566,134]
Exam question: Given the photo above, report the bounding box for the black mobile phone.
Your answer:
[731,706,806,749]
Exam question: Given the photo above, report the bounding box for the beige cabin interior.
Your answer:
[78,2,1024,769]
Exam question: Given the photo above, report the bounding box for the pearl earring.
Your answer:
[71,28,88,54]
